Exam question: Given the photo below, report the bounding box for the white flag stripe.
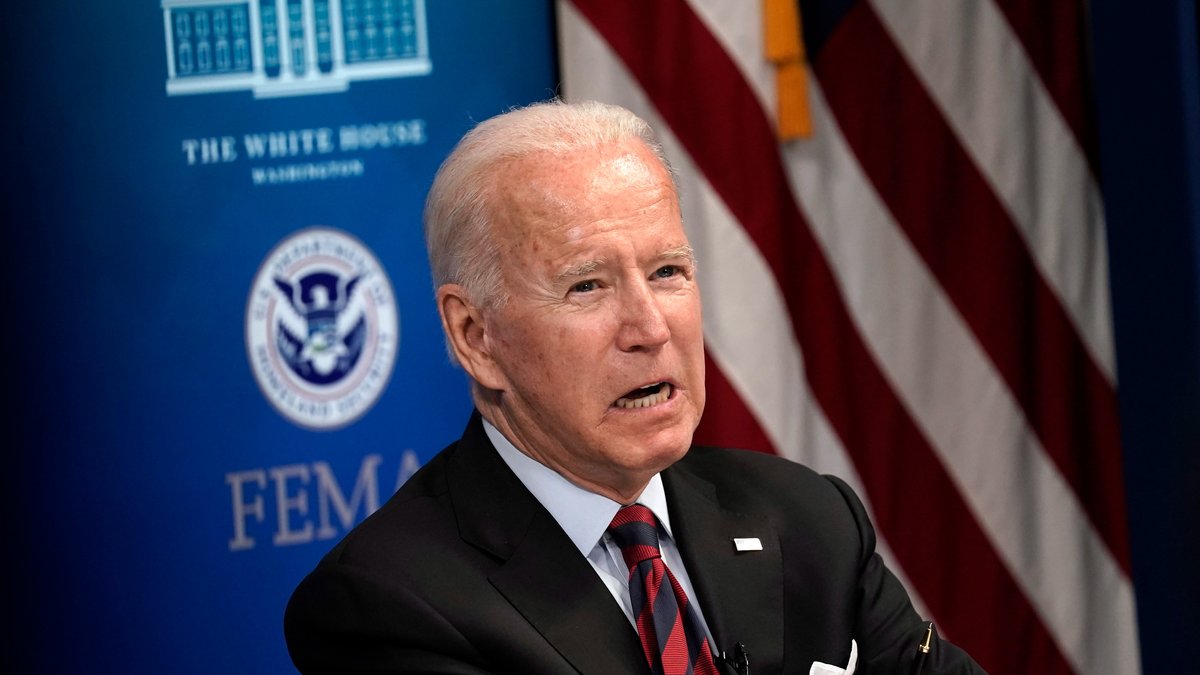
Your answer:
[870,0,1116,381]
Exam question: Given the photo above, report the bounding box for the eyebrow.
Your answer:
[660,244,696,263]
[554,244,696,282]
[556,258,605,282]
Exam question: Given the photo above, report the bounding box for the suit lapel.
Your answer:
[489,514,648,674]
[447,414,647,674]
[664,464,785,671]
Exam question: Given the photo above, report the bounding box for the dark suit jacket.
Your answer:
[285,413,984,674]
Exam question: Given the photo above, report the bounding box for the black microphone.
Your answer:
[717,642,750,675]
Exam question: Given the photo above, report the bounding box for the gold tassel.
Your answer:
[764,0,812,140]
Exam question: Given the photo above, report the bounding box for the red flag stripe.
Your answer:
[986,0,1100,171]
[566,1,1075,672]
[693,353,776,455]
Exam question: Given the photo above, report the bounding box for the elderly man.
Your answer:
[285,101,984,674]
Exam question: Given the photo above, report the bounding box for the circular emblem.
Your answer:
[245,227,398,430]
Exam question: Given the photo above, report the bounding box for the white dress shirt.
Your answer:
[483,419,717,647]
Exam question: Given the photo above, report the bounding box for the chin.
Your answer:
[633,429,695,470]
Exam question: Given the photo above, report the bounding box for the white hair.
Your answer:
[423,99,674,308]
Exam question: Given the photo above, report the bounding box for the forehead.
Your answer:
[489,139,681,247]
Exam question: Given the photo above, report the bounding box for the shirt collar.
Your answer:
[482,417,674,555]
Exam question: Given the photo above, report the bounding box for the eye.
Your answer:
[571,280,598,293]
[654,265,681,279]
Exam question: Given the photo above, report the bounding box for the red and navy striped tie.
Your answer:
[608,504,719,675]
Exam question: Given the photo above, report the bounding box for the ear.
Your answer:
[437,284,508,391]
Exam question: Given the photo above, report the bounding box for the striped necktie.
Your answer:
[607,504,719,675]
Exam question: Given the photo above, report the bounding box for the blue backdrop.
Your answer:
[6,1,556,672]
[5,1,1199,673]
[1092,0,1200,669]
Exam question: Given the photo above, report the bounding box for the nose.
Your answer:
[615,280,671,352]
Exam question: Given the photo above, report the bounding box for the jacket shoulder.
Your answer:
[677,446,847,506]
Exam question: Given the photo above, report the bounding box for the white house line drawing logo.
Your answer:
[162,0,430,98]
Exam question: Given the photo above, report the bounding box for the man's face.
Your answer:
[480,139,705,500]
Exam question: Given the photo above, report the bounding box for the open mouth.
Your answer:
[614,382,673,410]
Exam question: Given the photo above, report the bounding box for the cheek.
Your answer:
[489,320,540,378]
[667,296,705,340]
[555,314,617,352]
[498,322,583,384]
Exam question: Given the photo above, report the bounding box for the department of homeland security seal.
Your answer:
[245,227,398,430]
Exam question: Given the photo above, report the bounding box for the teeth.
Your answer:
[614,383,672,409]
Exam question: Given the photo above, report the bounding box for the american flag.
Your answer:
[557,1,1140,673]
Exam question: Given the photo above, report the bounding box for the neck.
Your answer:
[474,395,652,504]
